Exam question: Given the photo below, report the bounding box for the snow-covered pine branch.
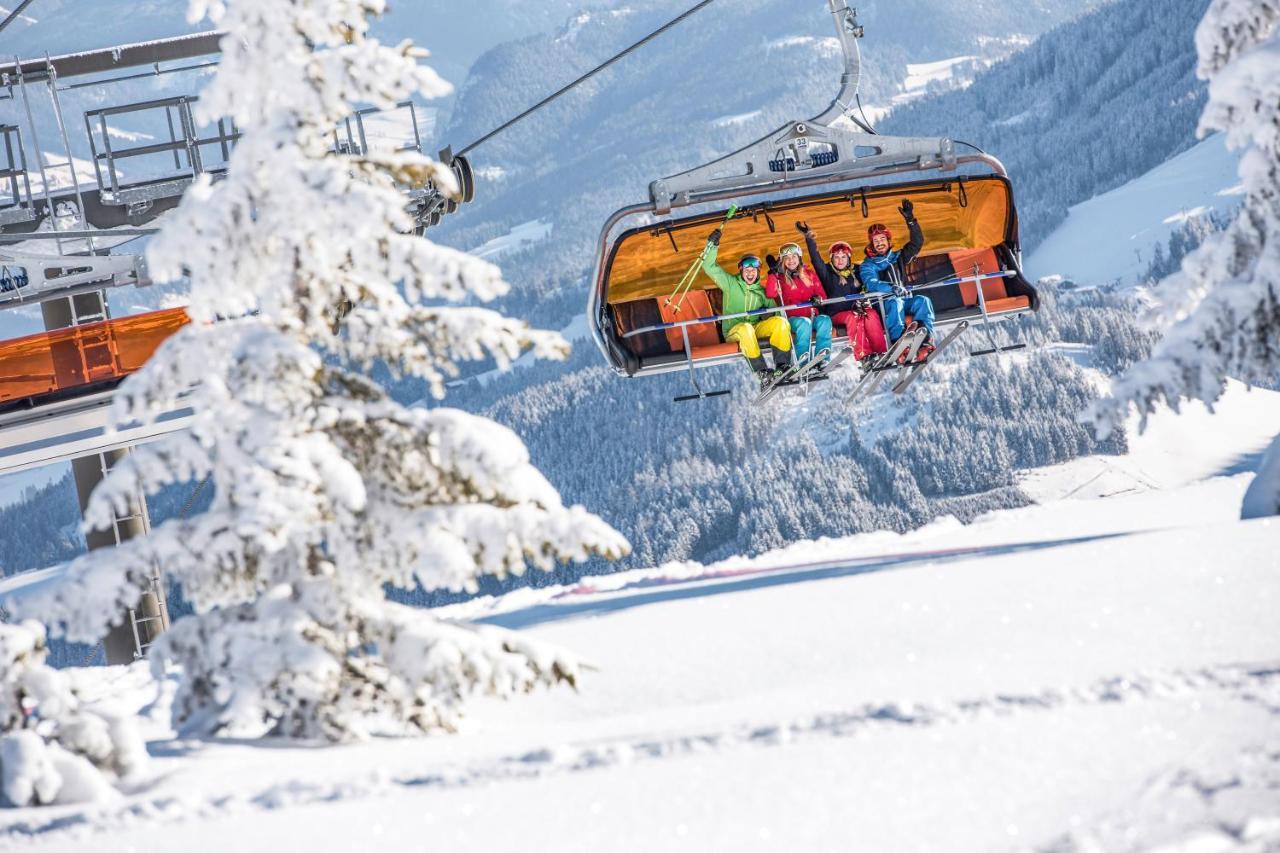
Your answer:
[0,622,146,806]
[1085,1,1280,499]
[15,0,628,742]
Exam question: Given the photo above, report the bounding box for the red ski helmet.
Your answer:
[867,224,893,256]
[867,224,892,244]
[829,241,853,257]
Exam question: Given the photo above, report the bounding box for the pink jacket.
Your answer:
[765,267,827,319]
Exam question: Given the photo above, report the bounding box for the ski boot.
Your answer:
[748,355,773,392]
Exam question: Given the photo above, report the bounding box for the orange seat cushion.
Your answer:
[691,342,741,359]
[984,296,1031,313]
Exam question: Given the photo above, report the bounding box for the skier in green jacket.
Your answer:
[701,228,795,389]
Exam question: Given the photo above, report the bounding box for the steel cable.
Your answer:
[457,0,718,157]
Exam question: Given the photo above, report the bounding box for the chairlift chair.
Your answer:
[586,1,1039,397]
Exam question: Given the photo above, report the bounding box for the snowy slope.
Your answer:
[3,387,1278,852]
[1027,134,1244,288]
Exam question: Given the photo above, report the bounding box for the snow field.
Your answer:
[4,380,1279,850]
[1027,134,1244,288]
[7,515,1275,851]
[471,219,554,260]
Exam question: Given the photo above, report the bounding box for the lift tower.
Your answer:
[0,34,227,661]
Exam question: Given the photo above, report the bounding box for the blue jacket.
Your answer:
[859,219,924,294]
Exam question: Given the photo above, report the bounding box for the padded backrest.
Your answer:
[948,248,1006,305]
[606,178,1013,304]
[657,290,721,351]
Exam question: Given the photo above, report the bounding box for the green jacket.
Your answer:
[701,243,777,338]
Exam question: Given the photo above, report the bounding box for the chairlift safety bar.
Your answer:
[621,270,1016,338]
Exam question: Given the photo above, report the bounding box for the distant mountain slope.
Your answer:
[879,0,1210,250]
[431,0,1101,323]
[408,0,619,95]
[1027,133,1242,288]
[0,1,198,56]
[0,471,82,577]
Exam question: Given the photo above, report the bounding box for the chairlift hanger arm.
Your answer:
[646,3,963,214]
[817,0,867,127]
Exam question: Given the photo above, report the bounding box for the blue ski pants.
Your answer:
[882,294,935,342]
[789,314,832,363]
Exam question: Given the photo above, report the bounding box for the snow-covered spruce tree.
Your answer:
[0,622,146,805]
[1086,0,1280,515]
[17,0,628,741]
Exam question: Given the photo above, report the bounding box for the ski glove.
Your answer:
[794,220,813,237]
[708,228,722,247]
[766,254,779,275]
[892,283,909,298]
[898,199,914,221]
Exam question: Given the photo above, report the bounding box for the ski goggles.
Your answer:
[779,243,803,258]
[738,255,762,270]
[830,241,853,256]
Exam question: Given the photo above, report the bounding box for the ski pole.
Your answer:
[665,204,739,314]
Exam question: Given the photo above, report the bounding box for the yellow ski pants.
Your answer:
[726,316,792,360]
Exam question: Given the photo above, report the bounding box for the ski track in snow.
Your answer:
[4,662,1277,844]
[1035,742,1280,852]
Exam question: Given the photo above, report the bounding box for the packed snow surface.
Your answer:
[471,219,553,260]
[902,56,982,92]
[713,110,763,128]
[1027,134,1244,287]
[2,383,1277,850]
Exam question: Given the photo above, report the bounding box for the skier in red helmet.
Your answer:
[794,220,887,361]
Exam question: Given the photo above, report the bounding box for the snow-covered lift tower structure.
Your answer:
[0,25,451,661]
[0,33,230,661]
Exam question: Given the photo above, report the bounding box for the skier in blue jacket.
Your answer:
[859,199,937,362]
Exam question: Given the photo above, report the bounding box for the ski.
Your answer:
[810,345,855,377]
[755,348,831,403]
[891,321,970,394]
[843,327,925,405]
[763,372,831,393]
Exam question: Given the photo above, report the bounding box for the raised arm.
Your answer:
[797,221,838,291]
[898,200,925,267]
[699,241,738,292]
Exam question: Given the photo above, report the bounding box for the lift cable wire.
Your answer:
[0,0,39,36]
[456,0,718,158]
[855,92,877,134]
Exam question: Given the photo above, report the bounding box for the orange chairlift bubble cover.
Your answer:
[606,178,1012,305]
[0,307,190,405]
